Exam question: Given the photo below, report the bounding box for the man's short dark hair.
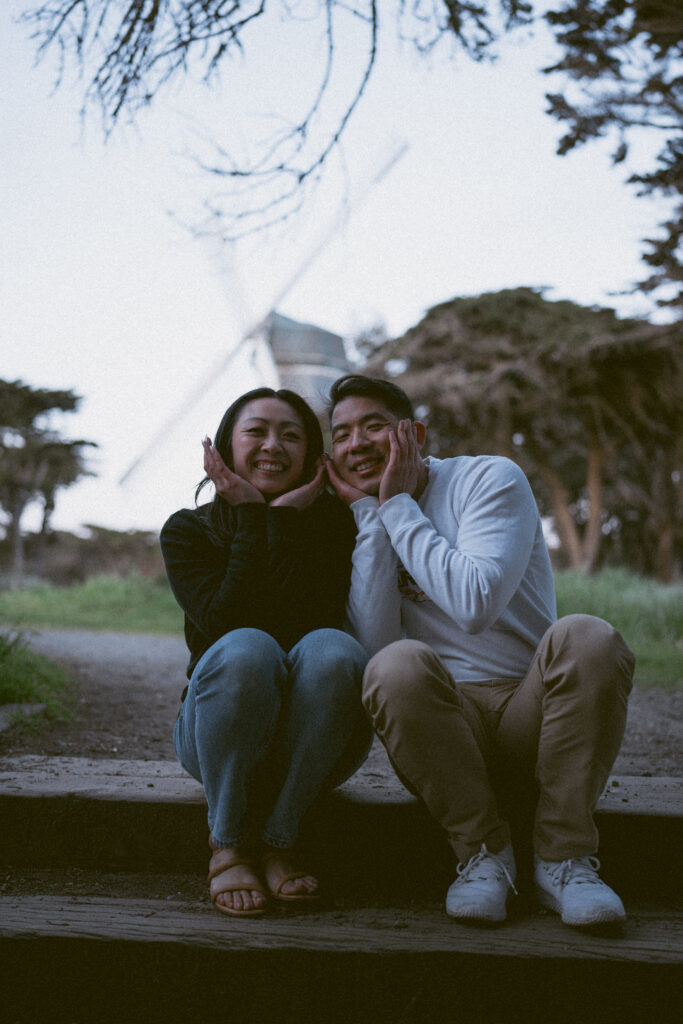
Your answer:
[327,374,415,422]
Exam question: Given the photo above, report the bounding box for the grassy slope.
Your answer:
[0,569,681,692]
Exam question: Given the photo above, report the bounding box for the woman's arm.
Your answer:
[160,505,269,643]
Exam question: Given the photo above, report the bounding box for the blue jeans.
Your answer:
[174,627,371,849]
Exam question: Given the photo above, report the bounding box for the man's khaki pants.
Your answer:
[362,614,635,863]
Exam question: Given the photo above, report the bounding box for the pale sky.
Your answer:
[1,2,669,535]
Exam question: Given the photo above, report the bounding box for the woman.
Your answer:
[160,387,370,917]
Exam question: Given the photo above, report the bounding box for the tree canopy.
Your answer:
[0,379,96,581]
[20,1,682,304]
[363,287,682,579]
[543,1,683,311]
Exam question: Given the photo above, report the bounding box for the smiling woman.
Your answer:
[159,386,372,919]
[227,399,308,499]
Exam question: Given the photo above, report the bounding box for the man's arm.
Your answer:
[325,454,404,655]
[344,497,403,655]
[377,458,540,634]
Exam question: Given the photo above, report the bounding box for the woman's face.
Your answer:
[230,397,308,498]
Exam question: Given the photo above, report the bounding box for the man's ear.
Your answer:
[414,421,427,449]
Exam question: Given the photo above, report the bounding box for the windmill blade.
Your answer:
[119,139,410,485]
[118,328,269,485]
[267,140,410,310]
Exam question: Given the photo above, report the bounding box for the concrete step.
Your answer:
[1,753,681,1023]
[1,867,681,1024]
[1,751,681,903]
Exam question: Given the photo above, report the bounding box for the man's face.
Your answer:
[330,395,400,497]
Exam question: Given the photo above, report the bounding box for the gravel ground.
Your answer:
[1,627,682,776]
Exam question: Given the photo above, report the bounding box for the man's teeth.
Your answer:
[356,460,379,472]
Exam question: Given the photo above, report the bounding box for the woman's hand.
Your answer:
[270,457,327,510]
[202,438,265,505]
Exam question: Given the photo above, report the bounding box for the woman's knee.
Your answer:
[290,629,368,676]
[288,629,368,706]
[193,628,285,708]
[198,628,283,675]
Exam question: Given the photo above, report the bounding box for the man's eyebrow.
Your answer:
[331,410,392,434]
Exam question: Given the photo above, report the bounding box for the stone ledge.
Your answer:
[1,753,681,817]
[1,887,681,962]
[1,754,681,902]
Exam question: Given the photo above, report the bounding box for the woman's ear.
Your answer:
[414,421,427,449]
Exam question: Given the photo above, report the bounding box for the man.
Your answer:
[325,374,635,927]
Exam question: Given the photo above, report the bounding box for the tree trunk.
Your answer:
[9,504,26,585]
[582,444,605,573]
[536,462,584,569]
[34,496,54,579]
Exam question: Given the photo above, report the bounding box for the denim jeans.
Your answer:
[174,627,371,849]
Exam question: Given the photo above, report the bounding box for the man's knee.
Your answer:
[546,614,635,695]
[362,639,441,716]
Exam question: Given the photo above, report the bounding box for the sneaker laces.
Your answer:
[546,856,602,888]
[456,844,518,895]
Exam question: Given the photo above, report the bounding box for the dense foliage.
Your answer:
[0,379,96,581]
[19,1,683,302]
[364,287,682,578]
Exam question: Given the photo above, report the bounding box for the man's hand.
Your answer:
[270,458,327,510]
[324,454,368,507]
[202,438,265,505]
[379,420,423,505]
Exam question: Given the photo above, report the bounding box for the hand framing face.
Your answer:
[202,438,265,505]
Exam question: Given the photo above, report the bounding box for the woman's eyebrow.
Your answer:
[242,417,303,429]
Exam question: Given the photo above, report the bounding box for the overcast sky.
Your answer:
[1,2,668,535]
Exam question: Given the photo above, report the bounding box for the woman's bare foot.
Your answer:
[262,847,320,901]
[208,838,268,916]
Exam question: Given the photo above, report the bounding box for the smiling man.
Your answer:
[326,374,635,929]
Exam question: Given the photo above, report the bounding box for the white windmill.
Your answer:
[118,142,408,526]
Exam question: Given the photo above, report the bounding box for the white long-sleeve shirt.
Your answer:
[345,455,557,683]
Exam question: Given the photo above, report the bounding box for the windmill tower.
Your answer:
[261,311,350,410]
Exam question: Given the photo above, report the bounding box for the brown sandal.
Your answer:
[261,850,320,903]
[208,848,269,917]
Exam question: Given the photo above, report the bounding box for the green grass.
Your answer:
[0,630,74,721]
[0,568,680,691]
[555,568,683,691]
[0,573,183,635]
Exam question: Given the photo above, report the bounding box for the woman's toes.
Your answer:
[250,889,268,909]
[217,888,266,912]
[280,874,318,897]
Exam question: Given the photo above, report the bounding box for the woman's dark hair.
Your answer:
[327,374,415,422]
[195,387,324,503]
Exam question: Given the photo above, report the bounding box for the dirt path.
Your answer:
[1,627,682,776]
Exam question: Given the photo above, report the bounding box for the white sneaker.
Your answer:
[534,855,626,926]
[446,843,517,922]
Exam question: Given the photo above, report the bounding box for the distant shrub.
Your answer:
[556,568,683,690]
[0,629,74,718]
